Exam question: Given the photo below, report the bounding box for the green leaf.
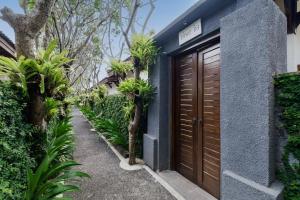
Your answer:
[40,74,45,94]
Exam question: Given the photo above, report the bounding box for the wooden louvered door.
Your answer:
[198,46,220,198]
[174,44,220,199]
[174,53,198,182]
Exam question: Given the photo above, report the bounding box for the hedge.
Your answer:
[0,82,35,200]
[81,94,147,157]
[94,95,130,139]
[274,72,300,200]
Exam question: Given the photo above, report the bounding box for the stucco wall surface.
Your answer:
[220,0,286,199]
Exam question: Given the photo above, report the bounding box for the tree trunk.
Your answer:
[27,74,45,127]
[128,61,141,165]
[15,31,36,58]
[128,97,142,165]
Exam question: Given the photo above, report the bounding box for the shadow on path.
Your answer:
[69,109,176,200]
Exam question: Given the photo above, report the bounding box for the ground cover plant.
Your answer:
[25,115,90,199]
[275,72,300,200]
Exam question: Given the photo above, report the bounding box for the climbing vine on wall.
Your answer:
[274,72,300,200]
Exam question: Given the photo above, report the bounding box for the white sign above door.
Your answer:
[179,19,202,45]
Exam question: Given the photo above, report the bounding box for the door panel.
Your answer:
[201,47,221,198]
[174,45,220,199]
[174,53,197,181]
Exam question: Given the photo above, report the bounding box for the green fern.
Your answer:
[0,40,70,99]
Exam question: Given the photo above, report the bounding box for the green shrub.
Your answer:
[0,82,36,200]
[25,116,89,199]
[274,72,300,200]
[110,59,133,74]
[80,95,147,156]
[94,118,128,149]
[94,95,130,139]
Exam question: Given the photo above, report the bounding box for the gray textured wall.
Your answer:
[220,0,286,199]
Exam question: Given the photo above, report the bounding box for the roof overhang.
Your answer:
[153,0,235,46]
[0,32,15,58]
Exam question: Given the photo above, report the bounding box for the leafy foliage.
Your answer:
[76,85,107,109]
[25,116,89,199]
[118,78,155,108]
[80,95,147,157]
[94,118,128,149]
[94,95,130,136]
[80,95,130,150]
[274,72,300,200]
[0,82,35,200]
[0,40,70,99]
[110,59,133,74]
[44,98,60,123]
[130,34,158,70]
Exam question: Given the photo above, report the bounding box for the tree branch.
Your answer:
[51,11,63,52]
[28,0,55,34]
[142,0,155,33]
[0,6,22,28]
[120,0,140,48]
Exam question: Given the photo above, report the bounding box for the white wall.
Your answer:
[107,84,119,95]
[287,26,300,72]
[287,2,300,72]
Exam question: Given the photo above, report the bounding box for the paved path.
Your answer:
[69,109,176,200]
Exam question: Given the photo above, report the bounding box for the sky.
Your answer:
[0,0,198,42]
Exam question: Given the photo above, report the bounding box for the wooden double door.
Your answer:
[173,44,220,198]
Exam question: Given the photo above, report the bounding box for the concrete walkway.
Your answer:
[69,109,176,200]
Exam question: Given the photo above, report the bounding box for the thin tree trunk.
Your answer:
[27,80,44,127]
[128,61,141,165]
[128,97,142,165]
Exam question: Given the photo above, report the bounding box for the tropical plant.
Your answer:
[93,85,107,99]
[36,41,71,99]
[44,98,60,123]
[46,116,74,160]
[0,40,70,127]
[110,59,133,75]
[94,118,128,149]
[25,117,89,199]
[93,95,130,143]
[115,34,158,165]
[80,106,97,121]
[130,34,158,71]
[88,85,107,108]
[118,78,154,103]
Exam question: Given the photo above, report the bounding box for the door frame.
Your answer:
[170,36,220,192]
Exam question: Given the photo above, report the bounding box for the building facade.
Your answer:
[0,31,15,80]
[143,0,297,199]
[0,31,15,58]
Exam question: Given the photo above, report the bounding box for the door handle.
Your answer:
[198,118,202,123]
[193,118,197,126]
[193,118,202,126]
